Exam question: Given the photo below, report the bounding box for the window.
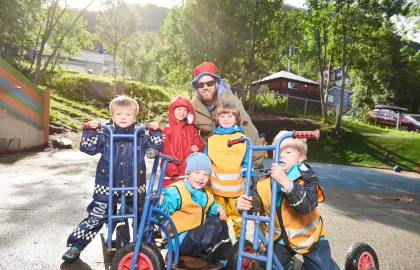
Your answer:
[288,82,298,90]
[328,95,334,103]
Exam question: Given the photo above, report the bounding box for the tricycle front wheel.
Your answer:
[111,242,164,270]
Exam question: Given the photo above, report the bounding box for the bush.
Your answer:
[51,73,170,106]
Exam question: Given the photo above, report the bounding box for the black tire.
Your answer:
[111,242,165,270]
[115,223,130,250]
[226,240,254,270]
[345,242,379,270]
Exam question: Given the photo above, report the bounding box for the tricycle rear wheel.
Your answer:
[226,240,254,270]
[345,242,379,270]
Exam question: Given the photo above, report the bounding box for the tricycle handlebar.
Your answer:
[293,129,320,140]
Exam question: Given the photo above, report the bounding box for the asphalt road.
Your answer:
[0,150,419,270]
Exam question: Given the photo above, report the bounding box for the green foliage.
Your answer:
[51,73,114,103]
[50,91,110,119]
[50,72,170,106]
[253,92,287,113]
[342,119,420,137]
[309,126,420,171]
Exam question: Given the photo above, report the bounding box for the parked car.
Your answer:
[367,109,420,132]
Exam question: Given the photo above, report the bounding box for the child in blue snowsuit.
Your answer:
[62,95,163,263]
[158,152,232,262]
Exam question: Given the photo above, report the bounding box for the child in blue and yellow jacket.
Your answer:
[237,130,340,270]
[203,101,253,239]
[62,95,163,263]
[159,152,232,262]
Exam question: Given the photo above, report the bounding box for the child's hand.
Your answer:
[217,207,226,220]
[237,194,253,211]
[148,122,160,130]
[191,145,199,152]
[270,163,291,190]
[84,121,99,129]
[159,192,165,204]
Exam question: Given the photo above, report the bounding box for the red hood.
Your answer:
[168,96,196,127]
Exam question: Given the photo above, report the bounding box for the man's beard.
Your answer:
[200,89,217,106]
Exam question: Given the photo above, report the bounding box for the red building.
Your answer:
[251,71,321,114]
[252,70,320,100]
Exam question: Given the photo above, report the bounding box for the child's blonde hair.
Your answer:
[109,95,139,115]
[272,130,308,156]
[215,102,241,125]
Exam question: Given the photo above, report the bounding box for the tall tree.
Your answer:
[33,0,94,85]
[303,0,337,122]
[0,0,41,62]
[96,0,140,94]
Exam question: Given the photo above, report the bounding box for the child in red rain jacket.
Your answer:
[161,96,205,187]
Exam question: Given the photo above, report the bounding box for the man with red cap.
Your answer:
[191,62,263,168]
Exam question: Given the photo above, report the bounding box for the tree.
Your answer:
[33,0,94,85]
[96,0,140,94]
[0,0,41,64]
[303,0,337,123]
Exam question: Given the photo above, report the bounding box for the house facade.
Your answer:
[251,70,321,114]
[252,71,320,99]
[327,86,353,109]
[323,68,353,110]
[59,49,115,75]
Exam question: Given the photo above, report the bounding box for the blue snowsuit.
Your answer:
[66,122,163,250]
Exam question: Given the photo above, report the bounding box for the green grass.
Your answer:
[342,119,420,137]
[308,126,420,171]
[50,110,81,130]
[50,91,110,119]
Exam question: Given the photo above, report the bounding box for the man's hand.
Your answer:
[217,207,227,220]
[191,145,199,152]
[237,194,253,211]
[270,163,291,190]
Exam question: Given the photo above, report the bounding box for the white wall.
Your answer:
[0,107,45,150]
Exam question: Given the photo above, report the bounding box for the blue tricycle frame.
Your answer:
[230,130,379,270]
[229,130,320,270]
[92,123,175,268]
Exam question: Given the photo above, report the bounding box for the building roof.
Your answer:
[251,70,319,86]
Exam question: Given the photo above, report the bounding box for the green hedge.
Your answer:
[51,73,170,105]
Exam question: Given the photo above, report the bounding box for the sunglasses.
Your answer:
[196,80,216,88]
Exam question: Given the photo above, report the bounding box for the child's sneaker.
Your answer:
[62,246,81,263]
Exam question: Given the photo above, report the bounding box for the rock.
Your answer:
[52,138,73,149]
[49,125,65,134]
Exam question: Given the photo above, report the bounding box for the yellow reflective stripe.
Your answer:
[293,235,315,251]
[211,171,241,181]
[285,216,320,239]
[211,181,244,192]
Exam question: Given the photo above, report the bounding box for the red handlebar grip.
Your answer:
[82,123,98,130]
[146,125,165,131]
[173,159,181,166]
[293,130,320,140]
[227,137,243,147]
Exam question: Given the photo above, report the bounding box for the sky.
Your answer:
[69,0,418,42]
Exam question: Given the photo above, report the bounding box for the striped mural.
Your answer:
[0,57,50,142]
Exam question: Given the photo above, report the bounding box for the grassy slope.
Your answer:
[43,71,419,172]
[308,126,420,172]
